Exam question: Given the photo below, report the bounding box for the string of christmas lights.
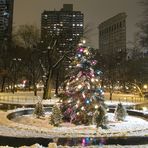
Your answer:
[60,46,106,125]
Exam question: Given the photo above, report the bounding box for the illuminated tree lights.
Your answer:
[60,46,107,127]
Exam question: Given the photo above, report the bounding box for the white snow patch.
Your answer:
[105,101,135,106]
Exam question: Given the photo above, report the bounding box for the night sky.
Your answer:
[13,0,143,48]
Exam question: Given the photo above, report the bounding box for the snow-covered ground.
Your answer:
[0,99,147,139]
[105,101,135,106]
[0,103,148,147]
[0,109,148,138]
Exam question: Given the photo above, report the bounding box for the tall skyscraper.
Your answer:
[41,4,84,55]
[0,0,14,44]
[98,12,127,61]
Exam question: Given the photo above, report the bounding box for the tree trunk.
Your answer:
[43,69,53,99]
[123,81,126,93]
[12,83,15,94]
[109,91,112,101]
[33,81,37,96]
[55,70,59,95]
[1,76,6,92]
[12,77,17,94]
[109,85,113,101]
[28,80,32,91]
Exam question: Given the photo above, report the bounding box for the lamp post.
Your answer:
[143,84,148,92]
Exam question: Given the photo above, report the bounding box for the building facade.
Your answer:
[0,0,14,44]
[98,13,127,87]
[98,12,127,59]
[41,4,84,55]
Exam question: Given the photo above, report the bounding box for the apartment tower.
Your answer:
[41,4,84,56]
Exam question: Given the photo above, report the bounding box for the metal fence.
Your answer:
[0,95,38,104]
[0,93,145,105]
[104,94,145,103]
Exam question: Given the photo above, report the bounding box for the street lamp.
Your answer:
[143,84,147,92]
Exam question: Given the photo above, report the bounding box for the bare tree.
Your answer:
[97,51,120,100]
[14,24,40,49]
[23,49,43,96]
[14,24,42,95]
[40,37,71,99]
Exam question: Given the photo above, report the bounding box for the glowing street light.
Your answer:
[143,84,147,90]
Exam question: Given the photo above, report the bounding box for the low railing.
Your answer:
[0,95,37,104]
[104,93,145,103]
[0,93,145,105]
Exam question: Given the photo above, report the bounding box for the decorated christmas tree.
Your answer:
[50,104,63,126]
[60,46,107,126]
[114,103,127,121]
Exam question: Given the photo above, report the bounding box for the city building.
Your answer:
[0,0,14,44]
[98,13,127,86]
[41,4,84,56]
[98,12,127,61]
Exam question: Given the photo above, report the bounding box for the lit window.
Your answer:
[44,14,48,18]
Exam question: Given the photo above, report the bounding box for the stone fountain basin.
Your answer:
[0,107,147,147]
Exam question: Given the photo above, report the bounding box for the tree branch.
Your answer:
[52,51,71,69]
